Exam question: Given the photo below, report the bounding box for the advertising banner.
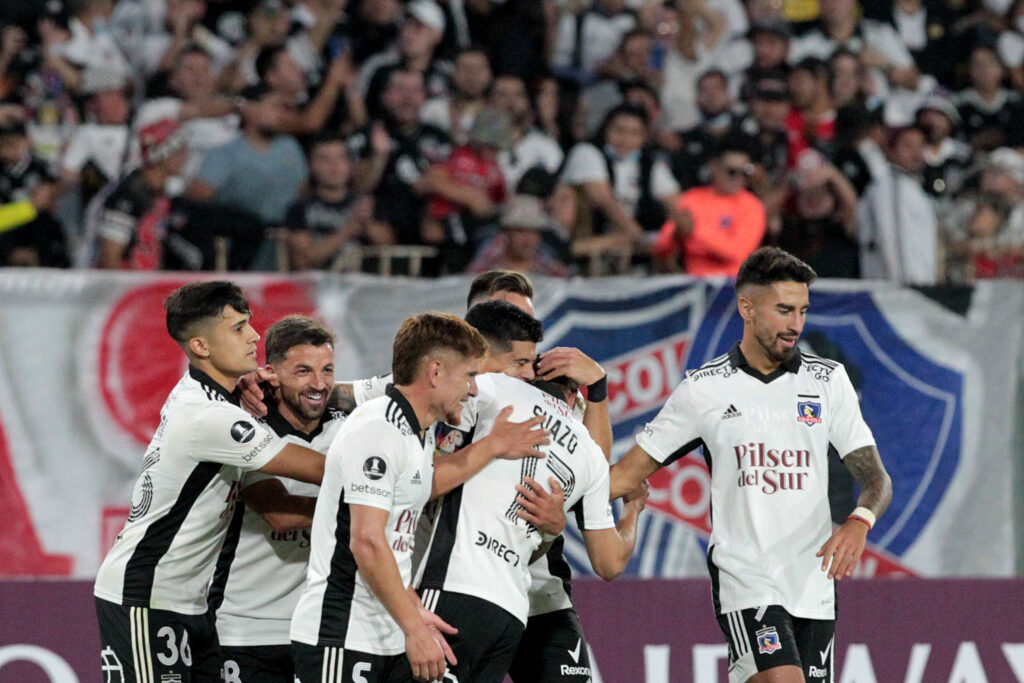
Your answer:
[0,272,1021,580]
[2,579,1023,682]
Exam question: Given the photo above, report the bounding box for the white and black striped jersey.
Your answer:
[290,386,436,654]
[636,344,876,620]
[416,373,615,626]
[352,373,588,619]
[94,367,286,615]
[209,406,346,646]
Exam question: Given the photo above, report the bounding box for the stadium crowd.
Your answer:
[2,0,1024,281]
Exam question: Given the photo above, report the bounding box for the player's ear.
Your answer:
[188,335,211,360]
[737,294,755,323]
[426,358,442,388]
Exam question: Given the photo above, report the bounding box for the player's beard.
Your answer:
[282,388,327,424]
[756,327,798,365]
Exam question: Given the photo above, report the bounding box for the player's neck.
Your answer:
[391,383,438,433]
[191,359,240,395]
[276,400,319,435]
[738,338,781,375]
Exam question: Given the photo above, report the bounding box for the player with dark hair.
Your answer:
[466,269,536,314]
[213,315,341,683]
[290,311,548,683]
[94,282,327,683]
[414,300,645,683]
[610,246,892,683]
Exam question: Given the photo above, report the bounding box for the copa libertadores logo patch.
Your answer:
[363,456,387,481]
[230,420,256,443]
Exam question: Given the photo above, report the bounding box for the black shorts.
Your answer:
[291,642,412,683]
[221,644,292,683]
[422,589,525,683]
[507,608,593,683]
[716,605,834,683]
[95,597,222,683]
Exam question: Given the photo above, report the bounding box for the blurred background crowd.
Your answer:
[1,0,1024,281]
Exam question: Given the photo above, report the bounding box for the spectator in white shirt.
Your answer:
[858,124,939,284]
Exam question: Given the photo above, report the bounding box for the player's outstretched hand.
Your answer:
[536,347,605,386]
[515,476,565,536]
[490,406,550,460]
[237,367,275,417]
[623,479,650,511]
[404,621,449,682]
[816,518,869,580]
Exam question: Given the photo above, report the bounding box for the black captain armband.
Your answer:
[587,375,608,402]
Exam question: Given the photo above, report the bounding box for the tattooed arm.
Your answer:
[327,383,358,414]
[843,445,893,518]
[816,445,893,580]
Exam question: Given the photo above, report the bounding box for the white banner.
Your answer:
[0,271,1020,577]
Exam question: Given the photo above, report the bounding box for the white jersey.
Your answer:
[636,344,876,620]
[290,386,436,653]
[94,367,286,614]
[416,374,615,625]
[352,373,591,618]
[211,407,346,646]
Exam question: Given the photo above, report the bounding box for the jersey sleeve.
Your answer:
[350,374,392,405]
[634,376,702,465]
[572,439,615,532]
[190,404,286,471]
[828,365,877,458]
[338,420,406,511]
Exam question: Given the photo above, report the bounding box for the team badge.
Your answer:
[796,401,822,426]
[363,457,387,480]
[756,626,782,654]
[230,420,256,443]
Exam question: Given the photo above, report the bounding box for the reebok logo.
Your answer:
[820,637,833,664]
[721,404,741,420]
[568,639,582,663]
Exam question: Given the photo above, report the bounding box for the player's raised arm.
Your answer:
[582,481,649,580]
[257,443,326,485]
[535,346,613,458]
[817,445,893,580]
[610,443,662,500]
[431,406,550,498]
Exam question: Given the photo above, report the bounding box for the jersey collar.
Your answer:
[264,404,329,443]
[188,365,239,404]
[728,342,802,384]
[385,384,425,441]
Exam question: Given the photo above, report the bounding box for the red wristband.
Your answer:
[847,514,872,530]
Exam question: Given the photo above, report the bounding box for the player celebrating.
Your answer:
[611,247,893,683]
[413,300,647,683]
[290,312,547,683]
[211,316,343,682]
[94,282,327,682]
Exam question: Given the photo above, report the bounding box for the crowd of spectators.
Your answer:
[2,0,1024,282]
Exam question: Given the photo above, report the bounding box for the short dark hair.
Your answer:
[530,374,580,405]
[466,270,535,309]
[464,300,543,353]
[164,281,251,343]
[392,312,487,385]
[265,315,334,364]
[711,132,755,160]
[600,103,648,139]
[735,247,817,292]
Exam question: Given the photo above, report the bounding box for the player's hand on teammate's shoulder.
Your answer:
[816,517,869,581]
[237,367,276,418]
[623,479,650,511]
[536,347,605,386]
[515,476,566,536]
[489,406,550,460]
